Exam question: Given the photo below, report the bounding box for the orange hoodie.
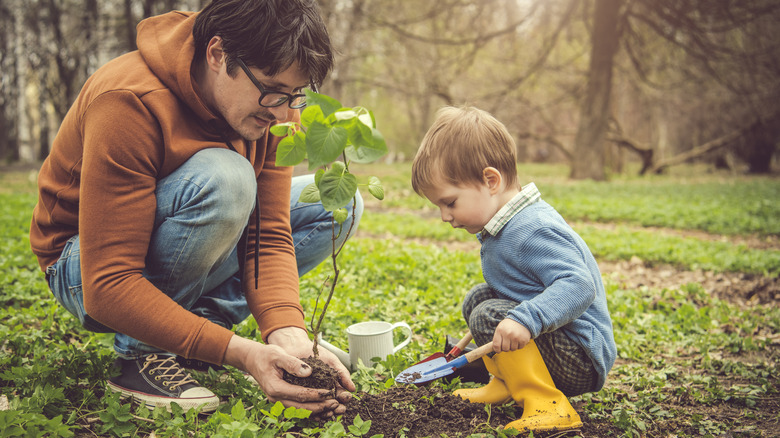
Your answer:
[30,11,305,364]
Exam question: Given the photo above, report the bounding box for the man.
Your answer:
[29,0,357,416]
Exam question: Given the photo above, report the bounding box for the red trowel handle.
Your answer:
[445,331,473,361]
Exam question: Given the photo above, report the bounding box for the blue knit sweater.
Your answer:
[478,187,616,390]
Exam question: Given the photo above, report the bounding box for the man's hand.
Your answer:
[223,334,350,416]
[492,318,532,353]
[267,327,356,406]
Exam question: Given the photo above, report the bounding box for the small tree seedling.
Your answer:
[271,90,387,357]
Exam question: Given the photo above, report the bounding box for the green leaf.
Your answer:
[232,400,247,421]
[270,401,285,417]
[304,90,342,117]
[367,176,385,200]
[314,168,325,187]
[300,105,325,128]
[319,164,358,211]
[306,122,349,169]
[275,130,307,166]
[328,160,346,174]
[357,108,376,127]
[333,208,348,224]
[333,108,358,121]
[283,406,312,419]
[270,122,296,137]
[344,117,373,147]
[298,182,321,203]
[345,127,388,164]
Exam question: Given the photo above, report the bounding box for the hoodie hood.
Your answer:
[136,11,219,126]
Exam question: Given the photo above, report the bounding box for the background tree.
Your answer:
[0,0,20,162]
[2,0,777,176]
[570,0,621,180]
[601,0,780,177]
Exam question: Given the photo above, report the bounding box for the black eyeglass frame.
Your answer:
[235,57,309,109]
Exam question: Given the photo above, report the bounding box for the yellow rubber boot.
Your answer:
[453,356,511,405]
[494,340,583,432]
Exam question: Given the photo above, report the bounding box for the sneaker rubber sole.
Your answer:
[107,380,220,413]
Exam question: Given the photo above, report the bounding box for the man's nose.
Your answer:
[267,104,289,121]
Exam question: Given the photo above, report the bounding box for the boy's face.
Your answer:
[422,178,499,234]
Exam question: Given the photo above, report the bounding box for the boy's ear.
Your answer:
[482,167,502,194]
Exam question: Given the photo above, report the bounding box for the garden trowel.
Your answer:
[395,341,494,385]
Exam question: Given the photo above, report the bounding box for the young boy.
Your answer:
[411,106,616,432]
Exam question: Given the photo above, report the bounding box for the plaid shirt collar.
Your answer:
[482,183,541,236]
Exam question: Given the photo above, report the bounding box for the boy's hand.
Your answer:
[492,319,531,353]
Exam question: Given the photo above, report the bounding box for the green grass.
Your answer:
[361,163,780,235]
[1,164,779,437]
[358,212,780,275]
[543,178,780,236]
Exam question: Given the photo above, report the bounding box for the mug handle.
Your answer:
[390,322,413,353]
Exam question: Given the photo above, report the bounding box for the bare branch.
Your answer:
[649,129,742,174]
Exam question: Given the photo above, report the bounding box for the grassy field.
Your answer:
[1,164,778,437]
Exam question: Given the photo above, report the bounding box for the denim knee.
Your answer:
[145,149,256,295]
[192,149,257,226]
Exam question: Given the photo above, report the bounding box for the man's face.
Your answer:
[211,58,309,141]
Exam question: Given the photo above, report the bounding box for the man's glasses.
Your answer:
[235,58,308,109]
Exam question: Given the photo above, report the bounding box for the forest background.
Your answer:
[1,0,779,178]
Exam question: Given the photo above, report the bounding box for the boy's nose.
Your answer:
[440,210,452,223]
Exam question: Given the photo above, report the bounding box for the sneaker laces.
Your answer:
[140,354,198,391]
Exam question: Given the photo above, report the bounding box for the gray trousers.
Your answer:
[463,283,600,396]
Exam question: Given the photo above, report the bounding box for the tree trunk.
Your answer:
[124,0,137,52]
[0,0,18,162]
[570,0,622,180]
[38,68,50,161]
[740,117,780,174]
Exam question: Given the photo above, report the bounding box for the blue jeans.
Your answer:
[45,149,363,359]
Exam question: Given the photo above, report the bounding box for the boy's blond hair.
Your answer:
[411,106,518,195]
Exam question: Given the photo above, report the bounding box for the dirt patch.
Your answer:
[341,386,519,437]
[285,358,519,436]
[600,257,779,306]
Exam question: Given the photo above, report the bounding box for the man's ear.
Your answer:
[205,36,225,73]
[482,167,503,194]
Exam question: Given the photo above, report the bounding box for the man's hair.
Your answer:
[193,0,333,87]
[411,106,518,195]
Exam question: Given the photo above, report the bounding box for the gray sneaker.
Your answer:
[107,354,220,413]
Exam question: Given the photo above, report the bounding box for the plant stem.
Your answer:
[309,195,358,357]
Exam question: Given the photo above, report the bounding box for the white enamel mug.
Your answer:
[318,321,413,370]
